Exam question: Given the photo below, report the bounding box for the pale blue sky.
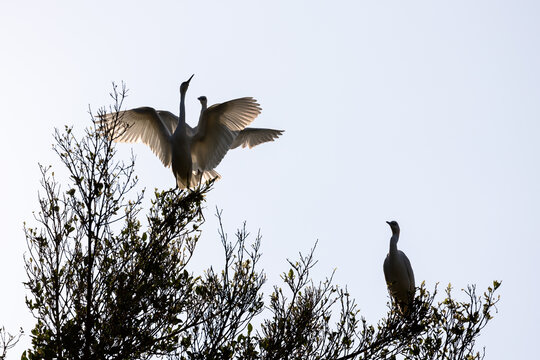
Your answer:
[1,1,539,358]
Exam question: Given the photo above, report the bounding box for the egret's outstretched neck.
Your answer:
[199,102,207,122]
[179,91,187,128]
[195,97,208,139]
[389,233,399,254]
[198,97,208,113]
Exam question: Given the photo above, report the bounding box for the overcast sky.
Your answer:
[1,1,539,358]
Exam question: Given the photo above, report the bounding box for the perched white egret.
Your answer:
[98,75,262,188]
[197,96,284,150]
[383,221,415,314]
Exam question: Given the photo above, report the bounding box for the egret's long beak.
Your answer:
[187,74,194,83]
[386,221,391,225]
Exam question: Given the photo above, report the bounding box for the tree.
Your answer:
[0,326,23,360]
[23,85,500,359]
[166,233,499,360]
[23,85,217,360]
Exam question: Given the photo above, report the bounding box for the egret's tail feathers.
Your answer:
[176,176,189,189]
[202,169,221,183]
[187,170,221,189]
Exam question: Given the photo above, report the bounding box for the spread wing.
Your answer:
[98,107,173,167]
[230,128,284,149]
[155,110,197,137]
[156,110,180,134]
[205,97,262,131]
[191,97,262,171]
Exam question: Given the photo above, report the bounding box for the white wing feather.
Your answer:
[98,107,173,167]
[191,97,262,171]
[230,128,284,149]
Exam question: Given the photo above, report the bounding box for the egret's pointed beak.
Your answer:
[180,74,195,93]
[386,221,391,225]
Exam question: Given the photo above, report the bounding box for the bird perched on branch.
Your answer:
[98,75,278,189]
[383,220,415,314]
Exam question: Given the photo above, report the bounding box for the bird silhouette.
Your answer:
[98,75,263,188]
[383,220,415,314]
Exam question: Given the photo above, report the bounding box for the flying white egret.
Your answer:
[98,75,262,188]
[383,220,415,314]
[197,96,284,150]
